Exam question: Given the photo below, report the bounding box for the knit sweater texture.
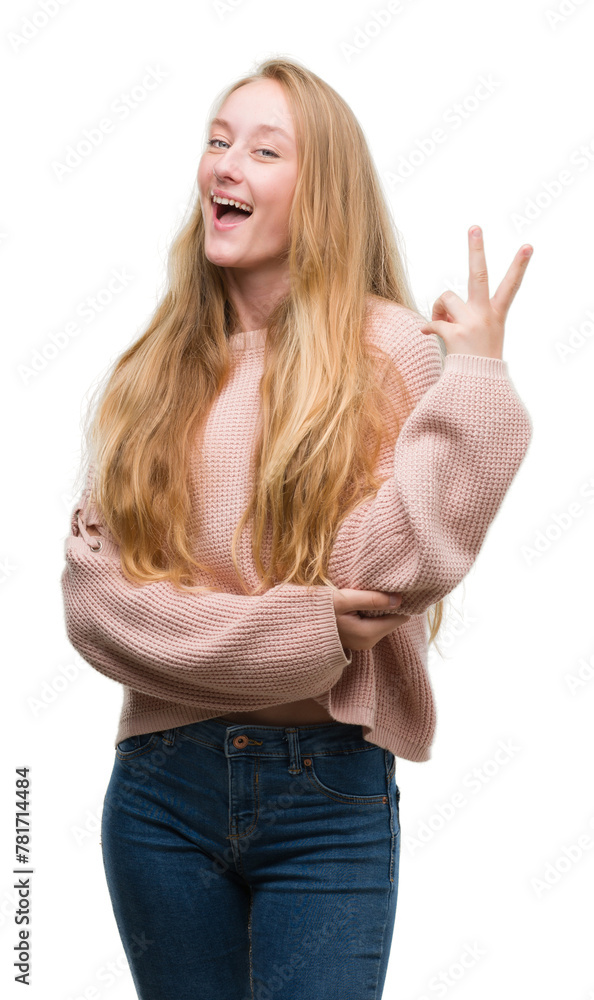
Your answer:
[60,295,533,762]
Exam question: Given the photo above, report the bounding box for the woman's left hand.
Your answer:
[418,226,533,360]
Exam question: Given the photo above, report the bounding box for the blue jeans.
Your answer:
[101,717,401,999]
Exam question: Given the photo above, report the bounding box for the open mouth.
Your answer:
[213,201,253,225]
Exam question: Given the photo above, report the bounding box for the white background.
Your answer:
[2,0,593,997]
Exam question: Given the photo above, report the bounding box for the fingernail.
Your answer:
[388,593,400,606]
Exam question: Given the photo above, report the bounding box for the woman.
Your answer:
[61,57,533,1000]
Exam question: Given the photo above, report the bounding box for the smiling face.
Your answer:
[197,78,298,276]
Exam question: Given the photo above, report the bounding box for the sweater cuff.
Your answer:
[313,585,353,671]
[443,353,509,379]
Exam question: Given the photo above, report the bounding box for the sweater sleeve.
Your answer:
[60,468,352,707]
[328,308,534,616]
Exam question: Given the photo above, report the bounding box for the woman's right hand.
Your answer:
[332,588,411,651]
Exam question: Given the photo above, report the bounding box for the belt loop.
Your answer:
[161,728,177,746]
[284,728,301,775]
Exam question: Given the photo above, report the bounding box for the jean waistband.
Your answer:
[171,716,381,759]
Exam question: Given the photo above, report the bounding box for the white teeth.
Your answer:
[210,191,253,214]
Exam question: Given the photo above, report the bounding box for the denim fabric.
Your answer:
[101,717,401,999]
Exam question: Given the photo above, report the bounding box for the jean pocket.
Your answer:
[116,731,160,761]
[303,746,389,805]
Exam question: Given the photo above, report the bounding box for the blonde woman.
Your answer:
[61,57,533,1000]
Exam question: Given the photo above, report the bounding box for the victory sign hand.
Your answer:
[418,226,533,360]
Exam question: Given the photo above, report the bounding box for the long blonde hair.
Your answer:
[81,56,445,647]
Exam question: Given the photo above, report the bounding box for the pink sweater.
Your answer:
[60,296,533,762]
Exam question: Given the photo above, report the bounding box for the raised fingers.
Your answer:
[468,225,490,306]
[491,244,533,320]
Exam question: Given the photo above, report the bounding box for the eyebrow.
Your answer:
[209,117,292,142]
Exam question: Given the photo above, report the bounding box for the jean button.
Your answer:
[233,735,249,748]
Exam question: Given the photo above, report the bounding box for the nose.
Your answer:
[212,146,244,183]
